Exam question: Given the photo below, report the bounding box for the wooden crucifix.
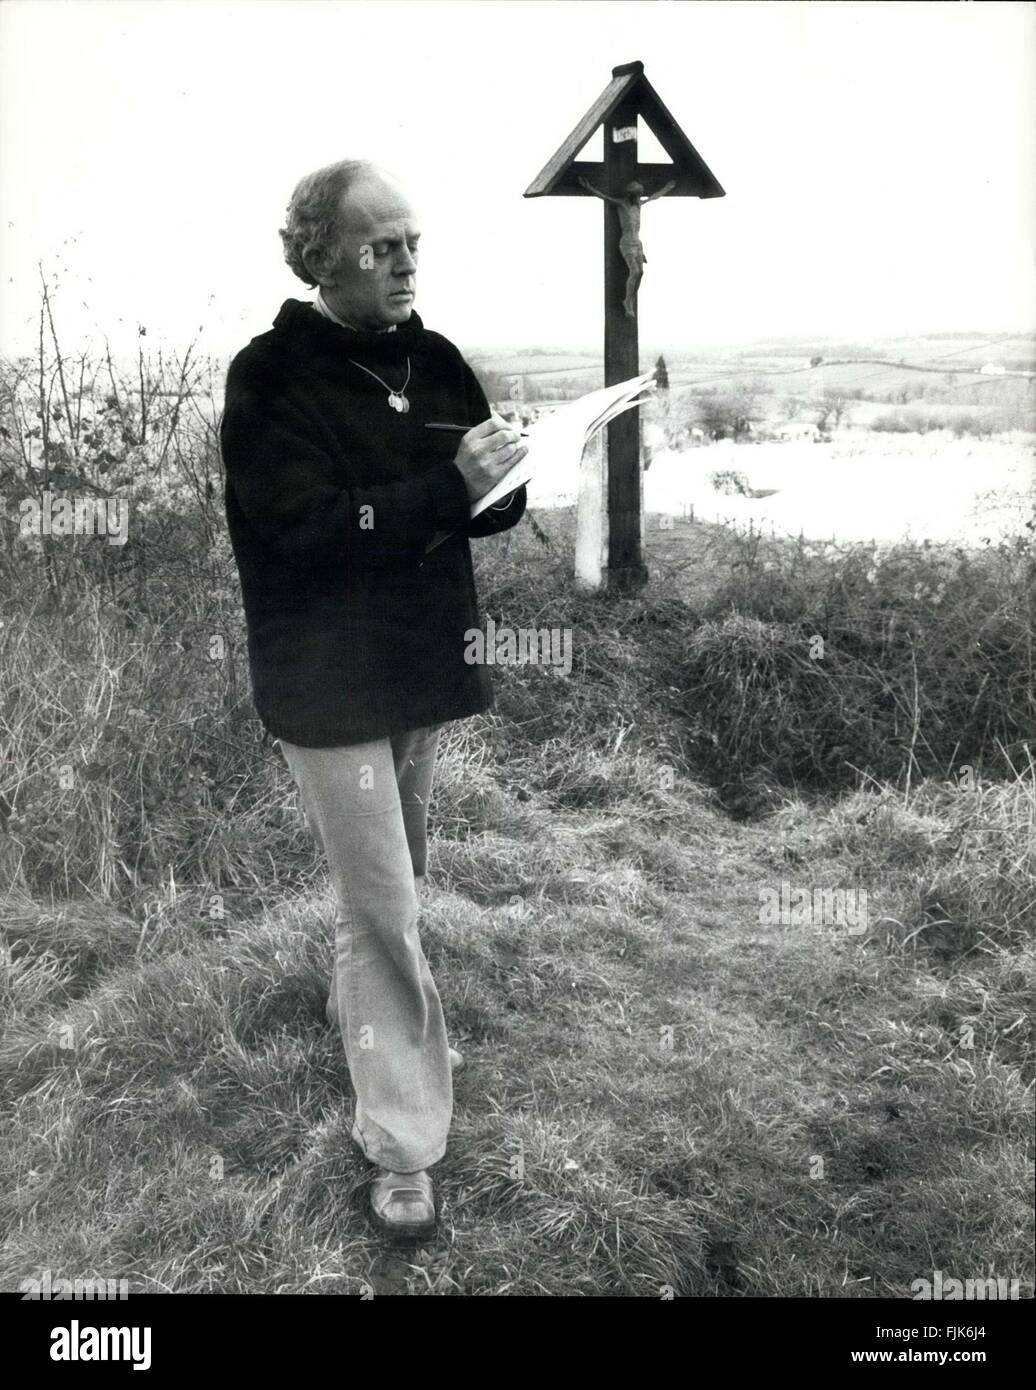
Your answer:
[524,60,724,592]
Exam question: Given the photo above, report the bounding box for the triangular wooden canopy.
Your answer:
[524,60,724,199]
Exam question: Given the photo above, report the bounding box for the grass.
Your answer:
[0,329,1032,1295]
[0,751,1031,1294]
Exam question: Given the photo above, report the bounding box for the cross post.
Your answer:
[524,59,724,592]
[603,78,645,590]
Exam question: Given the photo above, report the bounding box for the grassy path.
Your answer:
[2,767,1030,1296]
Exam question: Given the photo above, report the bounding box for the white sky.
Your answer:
[1,0,1034,361]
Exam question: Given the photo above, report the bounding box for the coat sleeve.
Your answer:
[458,360,528,540]
[220,353,472,571]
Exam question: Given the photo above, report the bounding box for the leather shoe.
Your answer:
[370,1168,436,1239]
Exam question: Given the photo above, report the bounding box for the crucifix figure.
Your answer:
[578,174,676,317]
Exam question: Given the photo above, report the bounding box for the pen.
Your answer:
[425,423,529,436]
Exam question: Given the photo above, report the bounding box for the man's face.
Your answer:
[319,172,420,330]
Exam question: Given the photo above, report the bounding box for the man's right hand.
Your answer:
[453,414,528,504]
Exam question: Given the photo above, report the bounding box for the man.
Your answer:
[220,160,527,1239]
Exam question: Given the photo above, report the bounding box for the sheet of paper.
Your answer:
[469,371,656,518]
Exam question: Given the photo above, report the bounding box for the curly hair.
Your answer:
[279,160,378,287]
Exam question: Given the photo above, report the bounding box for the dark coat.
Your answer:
[220,299,526,747]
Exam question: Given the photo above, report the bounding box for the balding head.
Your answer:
[279,160,419,330]
[279,159,380,286]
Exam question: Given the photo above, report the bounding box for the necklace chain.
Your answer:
[348,356,411,413]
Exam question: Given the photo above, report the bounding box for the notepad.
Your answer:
[469,370,657,518]
[422,371,656,555]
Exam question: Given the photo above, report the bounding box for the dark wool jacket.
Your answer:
[220,299,526,747]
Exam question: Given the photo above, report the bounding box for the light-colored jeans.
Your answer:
[277,724,451,1173]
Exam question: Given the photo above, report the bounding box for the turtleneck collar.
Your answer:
[271,298,426,368]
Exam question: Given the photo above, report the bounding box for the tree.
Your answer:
[653,354,672,449]
[692,378,766,441]
[817,386,853,432]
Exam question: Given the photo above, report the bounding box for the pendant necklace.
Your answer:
[348,356,411,413]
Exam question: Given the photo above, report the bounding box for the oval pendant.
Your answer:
[388,393,401,411]
[398,395,410,413]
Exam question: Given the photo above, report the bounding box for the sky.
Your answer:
[1,0,1034,362]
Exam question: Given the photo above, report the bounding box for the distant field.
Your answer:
[469,332,1033,373]
[641,430,1034,547]
[659,332,1035,372]
[468,332,1035,428]
[466,353,600,377]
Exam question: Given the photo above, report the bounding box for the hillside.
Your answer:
[0,326,1031,1298]
[0,511,1032,1296]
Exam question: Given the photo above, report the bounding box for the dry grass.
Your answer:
[0,333,1032,1296]
[1,755,1031,1295]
